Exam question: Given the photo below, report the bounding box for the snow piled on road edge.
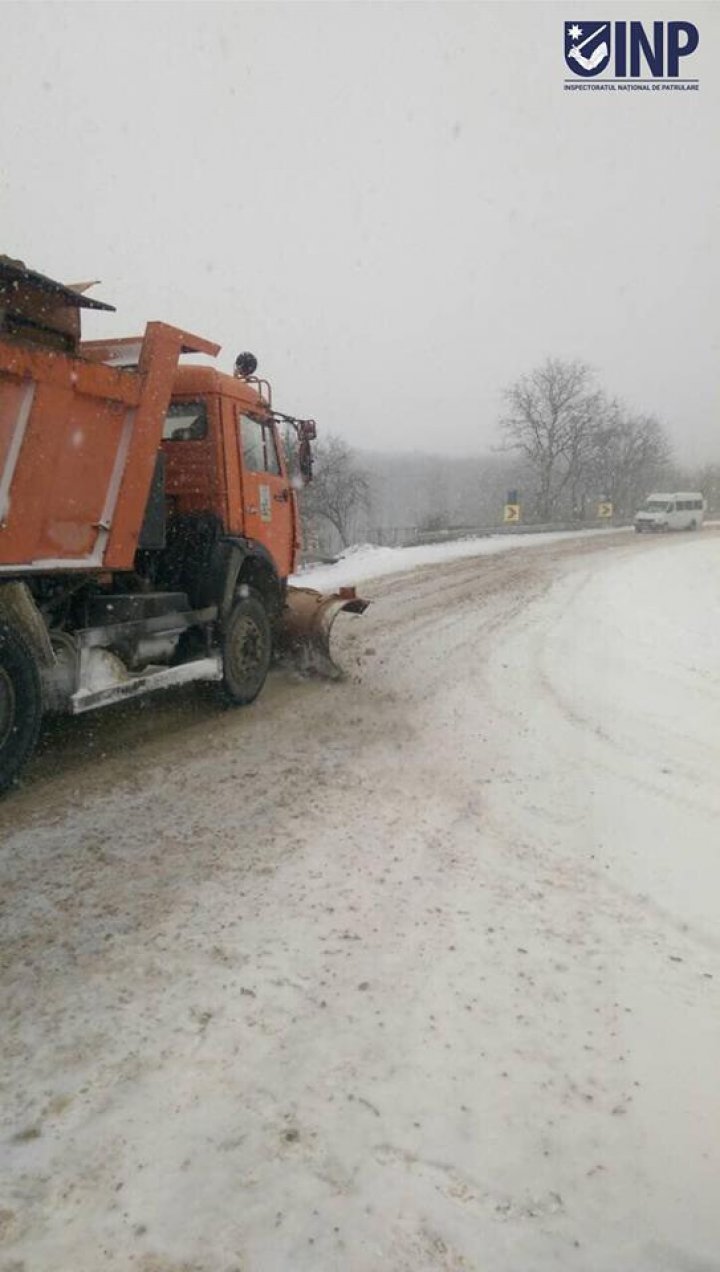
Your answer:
[291,527,629,590]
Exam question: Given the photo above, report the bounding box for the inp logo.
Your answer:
[564,20,700,82]
[565,22,611,76]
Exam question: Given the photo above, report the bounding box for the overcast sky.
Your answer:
[2,1,718,461]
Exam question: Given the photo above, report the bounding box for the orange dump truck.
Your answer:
[0,257,365,792]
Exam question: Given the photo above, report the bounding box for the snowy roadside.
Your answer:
[1,533,719,1271]
[291,527,630,591]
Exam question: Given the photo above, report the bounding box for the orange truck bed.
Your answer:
[0,323,219,574]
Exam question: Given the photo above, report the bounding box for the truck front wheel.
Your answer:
[221,595,272,705]
[0,622,43,794]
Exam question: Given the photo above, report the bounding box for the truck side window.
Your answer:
[239,413,281,475]
[163,399,208,441]
[265,426,282,476]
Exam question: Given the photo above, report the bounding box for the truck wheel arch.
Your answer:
[207,539,284,624]
[0,619,44,793]
[0,583,54,669]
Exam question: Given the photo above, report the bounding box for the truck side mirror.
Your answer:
[298,438,313,484]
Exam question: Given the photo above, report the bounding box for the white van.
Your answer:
[634,492,705,533]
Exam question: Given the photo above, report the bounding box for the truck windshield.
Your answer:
[646,501,672,512]
[163,400,208,440]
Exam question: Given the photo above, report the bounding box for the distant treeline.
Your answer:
[293,357,717,556]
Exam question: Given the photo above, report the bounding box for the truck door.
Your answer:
[236,410,294,578]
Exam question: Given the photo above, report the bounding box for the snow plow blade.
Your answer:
[277,586,369,679]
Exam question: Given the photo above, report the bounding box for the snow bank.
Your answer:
[291,527,626,590]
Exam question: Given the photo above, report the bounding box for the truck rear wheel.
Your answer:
[221,595,272,705]
[0,622,43,793]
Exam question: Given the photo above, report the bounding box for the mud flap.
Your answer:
[276,586,369,679]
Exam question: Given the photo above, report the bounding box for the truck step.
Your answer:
[71,654,222,715]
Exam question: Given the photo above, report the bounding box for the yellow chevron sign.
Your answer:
[504,504,520,523]
[597,501,613,519]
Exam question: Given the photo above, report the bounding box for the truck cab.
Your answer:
[161,365,300,584]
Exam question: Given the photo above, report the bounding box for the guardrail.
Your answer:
[408,520,622,545]
[298,520,626,566]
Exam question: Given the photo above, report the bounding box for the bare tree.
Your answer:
[301,434,371,549]
[500,358,602,521]
[674,461,720,515]
[587,405,672,516]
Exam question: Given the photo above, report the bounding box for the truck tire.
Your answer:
[221,594,272,705]
[0,622,43,793]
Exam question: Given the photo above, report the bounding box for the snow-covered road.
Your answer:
[1,531,719,1271]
